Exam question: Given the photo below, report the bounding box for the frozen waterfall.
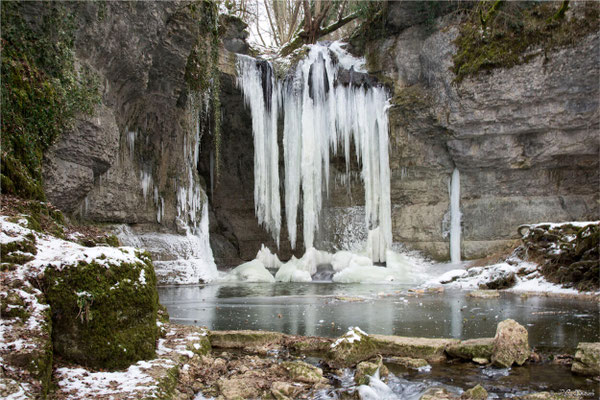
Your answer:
[237,42,392,262]
[449,168,461,263]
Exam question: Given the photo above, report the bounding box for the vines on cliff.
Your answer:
[1,1,101,200]
[452,1,599,82]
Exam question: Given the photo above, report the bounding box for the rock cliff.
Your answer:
[37,1,599,266]
[340,2,599,260]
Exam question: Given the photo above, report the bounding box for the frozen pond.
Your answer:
[158,283,599,352]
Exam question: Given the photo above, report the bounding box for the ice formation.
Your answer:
[236,56,281,247]
[222,260,276,283]
[236,42,392,262]
[449,168,461,263]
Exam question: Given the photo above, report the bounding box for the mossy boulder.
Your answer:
[44,252,159,370]
[281,360,326,384]
[491,319,529,368]
[355,359,389,385]
[327,327,379,368]
[571,342,600,376]
[461,384,488,400]
[446,338,494,361]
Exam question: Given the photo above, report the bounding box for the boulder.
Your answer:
[571,342,600,376]
[281,361,326,384]
[491,319,530,368]
[327,327,378,368]
[44,251,159,370]
[461,384,488,400]
[446,338,494,361]
[355,359,389,385]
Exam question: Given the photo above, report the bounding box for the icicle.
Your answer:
[236,55,281,247]
[449,168,461,263]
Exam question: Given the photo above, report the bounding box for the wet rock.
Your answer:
[287,335,333,352]
[371,335,459,363]
[571,342,600,376]
[327,327,378,368]
[420,387,459,400]
[387,356,430,370]
[491,319,530,368]
[271,381,301,400]
[355,359,389,385]
[461,384,488,400]
[468,290,500,299]
[282,361,326,384]
[446,338,494,361]
[472,358,489,365]
[517,392,584,400]
[209,330,285,352]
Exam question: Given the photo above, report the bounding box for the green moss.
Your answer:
[0,233,37,265]
[452,1,599,82]
[12,198,66,237]
[1,1,101,200]
[146,365,180,400]
[44,256,159,370]
[185,0,222,178]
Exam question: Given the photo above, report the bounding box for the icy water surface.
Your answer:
[159,283,599,351]
[161,283,599,398]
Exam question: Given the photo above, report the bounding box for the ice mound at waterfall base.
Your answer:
[221,246,432,285]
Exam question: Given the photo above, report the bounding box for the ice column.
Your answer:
[449,168,461,263]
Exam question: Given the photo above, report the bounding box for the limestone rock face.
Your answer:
[491,319,530,368]
[337,3,599,260]
[571,342,600,376]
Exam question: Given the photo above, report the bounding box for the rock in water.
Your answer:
[571,342,600,376]
[461,384,488,400]
[446,338,494,361]
[491,319,530,368]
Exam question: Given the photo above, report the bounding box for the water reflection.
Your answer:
[158,283,599,350]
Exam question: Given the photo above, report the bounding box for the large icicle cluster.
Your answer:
[237,56,282,247]
[237,42,392,262]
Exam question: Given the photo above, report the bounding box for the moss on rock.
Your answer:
[281,360,326,384]
[461,384,488,400]
[44,254,159,370]
[571,342,600,377]
[327,328,379,368]
[355,359,389,385]
[446,338,494,361]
